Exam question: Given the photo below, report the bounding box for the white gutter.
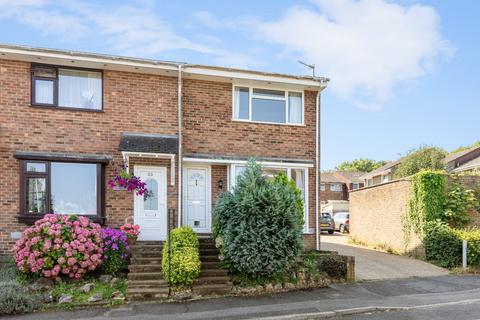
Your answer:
[177,64,183,227]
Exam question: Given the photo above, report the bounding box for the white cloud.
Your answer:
[0,0,255,67]
[257,0,454,110]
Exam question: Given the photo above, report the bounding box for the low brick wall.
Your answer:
[350,175,480,258]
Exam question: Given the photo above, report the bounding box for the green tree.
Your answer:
[335,158,387,173]
[394,146,447,179]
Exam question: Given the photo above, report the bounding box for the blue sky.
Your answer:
[0,0,478,169]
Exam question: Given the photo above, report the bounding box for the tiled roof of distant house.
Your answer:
[444,145,480,164]
[361,159,402,180]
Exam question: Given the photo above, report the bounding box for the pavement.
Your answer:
[320,233,449,280]
[6,275,480,320]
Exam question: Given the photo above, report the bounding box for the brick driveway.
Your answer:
[320,233,449,280]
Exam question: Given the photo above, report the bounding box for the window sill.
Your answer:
[30,104,104,113]
[231,119,306,127]
[17,214,106,225]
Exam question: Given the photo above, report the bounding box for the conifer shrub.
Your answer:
[214,161,304,279]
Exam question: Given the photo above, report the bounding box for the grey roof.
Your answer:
[444,145,480,164]
[333,171,365,183]
[321,173,342,183]
[361,159,402,180]
[119,132,178,154]
[0,43,329,84]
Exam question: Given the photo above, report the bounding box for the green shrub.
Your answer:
[0,266,18,283]
[394,146,446,179]
[454,228,480,266]
[162,226,201,287]
[0,282,39,315]
[424,220,462,268]
[407,170,445,235]
[317,255,347,278]
[214,160,304,279]
[443,183,475,228]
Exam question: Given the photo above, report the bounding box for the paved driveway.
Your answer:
[320,233,449,280]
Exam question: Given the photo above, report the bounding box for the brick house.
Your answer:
[0,44,328,255]
[320,171,364,203]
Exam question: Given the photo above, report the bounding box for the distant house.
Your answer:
[320,173,347,202]
[361,160,402,187]
[319,171,364,211]
[361,145,480,187]
[332,171,365,192]
[444,146,480,173]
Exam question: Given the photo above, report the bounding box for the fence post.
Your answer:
[462,240,468,270]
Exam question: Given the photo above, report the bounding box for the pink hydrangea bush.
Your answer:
[13,214,103,279]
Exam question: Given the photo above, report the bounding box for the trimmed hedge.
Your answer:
[214,161,304,279]
[424,220,480,268]
[317,255,347,279]
[162,226,201,287]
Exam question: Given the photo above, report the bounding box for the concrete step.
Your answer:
[130,245,163,252]
[127,287,169,300]
[131,257,162,265]
[127,279,167,288]
[199,269,229,277]
[200,255,220,262]
[194,284,232,296]
[201,261,221,270]
[195,276,231,285]
[128,264,162,273]
[128,272,164,281]
[200,248,219,255]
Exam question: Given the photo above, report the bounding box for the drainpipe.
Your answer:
[316,79,328,251]
[315,90,320,251]
[177,64,183,228]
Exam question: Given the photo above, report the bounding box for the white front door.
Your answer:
[134,166,167,241]
[183,166,211,233]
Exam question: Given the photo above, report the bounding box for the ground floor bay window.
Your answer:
[229,164,309,233]
[18,159,104,223]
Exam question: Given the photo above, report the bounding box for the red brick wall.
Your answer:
[182,79,317,159]
[320,183,347,202]
[0,59,320,254]
[0,59,180,254]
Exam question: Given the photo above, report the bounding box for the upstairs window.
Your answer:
[233,86,303,125]
[31,65,103,111]
[330,183,343,192]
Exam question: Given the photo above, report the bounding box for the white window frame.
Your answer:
[330,183,343,192]
[352,183,360,190]
[228,164,310,233]
[232,84,305,126]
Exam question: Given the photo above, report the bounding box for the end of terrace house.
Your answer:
[0,43,329,254]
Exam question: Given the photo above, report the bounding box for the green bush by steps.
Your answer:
[162,226,201,288]
[214,160,304,279]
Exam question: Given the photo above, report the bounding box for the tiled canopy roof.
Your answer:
[119,132,178,154]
